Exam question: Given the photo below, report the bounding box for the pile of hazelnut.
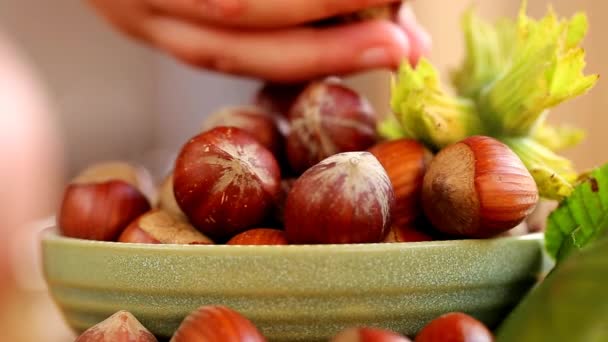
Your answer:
[76,305,494,342]
[58,78,539,245]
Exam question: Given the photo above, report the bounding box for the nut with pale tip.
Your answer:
[58,162,153,241]
[157,173,187,221]
[173,127,281,241]
[118,209,213,245]
[286,79,378,175]
[75,310,157,342]
[285,152,395,244]
[201,105,284,158]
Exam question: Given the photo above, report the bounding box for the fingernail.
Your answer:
[357,47,393,68]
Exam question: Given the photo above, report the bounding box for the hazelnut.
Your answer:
[368,139,432,228]
[75,310,157,342]
[285,152,395,244]
[254,82,306,117]
[171,305,266,342]
[227,228,288,245]
[173,127,281,241]
[422,136,538,238]
[118,209,213,244]
[157,173,187,221]
[286,79,377,174]
[384,224,434,243]
[268,178,297,226]
[415,312,493,342]
[58,162,152,241]
[201,105,283,158]
[331,327,411,342]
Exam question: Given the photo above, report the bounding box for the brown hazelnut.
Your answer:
[415,312,493,342]
[227,228,288,245]
[202,105,283,158]
[422,136,538,238]
[171,305,266,342]
[286,79,377,174]
[331,327,411,342]
[58,162,152,241]
[118,209,213,244]
[368,139,432,228]
[173,127,281,241]
[285,152,394,244]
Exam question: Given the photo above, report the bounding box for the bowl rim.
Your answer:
[41,226,544,253]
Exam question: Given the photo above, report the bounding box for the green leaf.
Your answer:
[391,59,483,150]
[479,7,598,135]
[544,164,608,261]
[451,9,516,98]
[503,137,576,200]
[496,235,608,342]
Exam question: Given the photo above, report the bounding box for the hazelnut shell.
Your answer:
[171,305,266,342]
[118,209,213,244]
[422,136,538,238]
[75,310,157,342]
[227,228,288,245]
[285,152,394,244]
[368,139,432,228]
[173,127,281,241]
[58,162,152,241]
[286,80,377,174]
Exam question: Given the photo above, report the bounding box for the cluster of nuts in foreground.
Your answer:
[58,78,540,245]
[75,305,494,342]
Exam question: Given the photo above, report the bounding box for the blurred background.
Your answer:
[0,0,605,340]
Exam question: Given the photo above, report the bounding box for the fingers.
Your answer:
[88,0,151,39]
[144,17,410,82]
[397,4,432,65]
[146,0,401,28]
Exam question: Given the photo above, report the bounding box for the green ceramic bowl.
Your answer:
[42,228,545,341]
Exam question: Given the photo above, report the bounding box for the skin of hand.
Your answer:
[0,32,64,294]
[88,0,431,82]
